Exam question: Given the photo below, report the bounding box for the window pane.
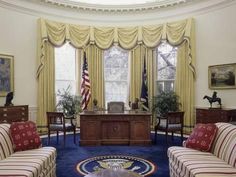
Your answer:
[156,81,174,95]
[55,43,76,103]
[104,46,129,107]
[156,42,177,94]
[157,42,177,80]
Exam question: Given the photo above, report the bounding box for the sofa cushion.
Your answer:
[168,146,236,177]
[0,124,14,160]
[212,123,236,167]
[10,121,41,152]
[0,147,56,177]
[185,123,217,152]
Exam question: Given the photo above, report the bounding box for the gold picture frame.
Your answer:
[0,54,14,96]
[208,63,236,89]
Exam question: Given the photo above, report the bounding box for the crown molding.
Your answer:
[40,0,191,13]
[0,0,235,25]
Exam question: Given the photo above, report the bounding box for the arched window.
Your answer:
[55,42,77,103]
[156,42,177,95]
[104,46,129,107]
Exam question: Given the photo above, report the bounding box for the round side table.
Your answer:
[84,169,143,177]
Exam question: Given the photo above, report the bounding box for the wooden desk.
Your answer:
[80,111,151,146]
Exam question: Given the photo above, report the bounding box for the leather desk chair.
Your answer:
[107,102,125,113]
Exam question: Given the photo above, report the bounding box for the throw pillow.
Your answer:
[185,123,218,152]
[10,121,41,152]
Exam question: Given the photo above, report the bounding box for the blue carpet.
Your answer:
[41,133,183,177]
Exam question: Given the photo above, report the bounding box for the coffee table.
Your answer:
[84,169,143,177]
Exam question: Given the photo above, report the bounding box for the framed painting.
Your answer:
[208,63,236,89]
[0,54,14,96]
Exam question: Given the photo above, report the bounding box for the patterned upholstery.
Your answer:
[185,123,218,152]
[10,121,42,152]
[0,123,56,177]
[168,123,236,177]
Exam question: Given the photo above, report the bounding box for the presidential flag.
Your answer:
[140,59,149,111]
[81,52,91,110]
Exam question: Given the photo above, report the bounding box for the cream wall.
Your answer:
[0,1,236,121]
[0,7,38,107]
[195,4,236,108]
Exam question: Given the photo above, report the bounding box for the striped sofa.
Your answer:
[0,124,57,177]
[168,123,236,177]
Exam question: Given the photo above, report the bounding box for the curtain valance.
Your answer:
[39,18,193,49]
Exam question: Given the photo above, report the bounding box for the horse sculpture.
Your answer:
[203,91,221,108]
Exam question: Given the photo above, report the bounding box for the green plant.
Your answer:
[56,86,81,116]
[152,91,181,116]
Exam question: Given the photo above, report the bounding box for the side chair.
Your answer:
[154,111,184,144]
[46,112,76,146]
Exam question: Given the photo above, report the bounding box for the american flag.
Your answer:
[140,58,149,111]
[81,52,91,110]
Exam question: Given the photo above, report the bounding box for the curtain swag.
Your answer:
[37,17,195,77]
[39,18,193,49]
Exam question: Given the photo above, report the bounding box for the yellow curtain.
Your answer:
[37,17,196,131]
[39,18,194,50]
[129,46,155,127]
[175,41,195,133]
[129,45,143,103]
[146,48,156,127]
[85,45,105,110]
[36,41,55,132]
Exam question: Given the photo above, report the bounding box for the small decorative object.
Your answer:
[131,98,139,110]
[0,54,14,96]
[56,86,81,117]
[203,91,222,108]
[208,63,236,89]
[152,91,181,117]
[93,98,99,111]
[4,92,14,106]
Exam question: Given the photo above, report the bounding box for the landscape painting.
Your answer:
[0,54,14,96]
[209,63,236,89]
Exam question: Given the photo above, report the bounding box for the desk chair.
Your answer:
[46,112,76,146]
[107,102,125,113]
[154,111,184,144]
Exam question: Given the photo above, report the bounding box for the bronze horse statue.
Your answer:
[203,91,221,108]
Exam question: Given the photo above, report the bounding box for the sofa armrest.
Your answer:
[182,140,186,147]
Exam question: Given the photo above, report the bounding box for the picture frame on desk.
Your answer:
[208,63,236,89]
[0,54,14,96]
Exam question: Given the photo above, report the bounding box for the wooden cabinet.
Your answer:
[196,107,236,124]
[80,111,151,146]
[0,105,28,123]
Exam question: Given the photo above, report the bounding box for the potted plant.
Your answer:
[56,86,81,117]
[152,91,181,117]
